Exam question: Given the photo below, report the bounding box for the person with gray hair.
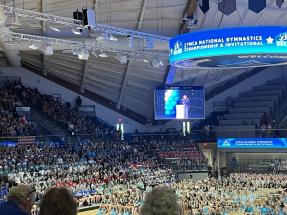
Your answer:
[0,184,36,215]
[140,186,181,215]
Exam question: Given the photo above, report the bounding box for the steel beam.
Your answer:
[41,0,48,76]
[80,60,87,92]
[116,0,148,109]
[0,4,169,41]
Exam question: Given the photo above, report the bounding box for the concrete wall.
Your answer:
[1,67,146,133]
[1,65,287,133]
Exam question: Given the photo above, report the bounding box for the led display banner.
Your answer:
[170,26,287,69]
[218,138,287,149]
[154,86,205,120]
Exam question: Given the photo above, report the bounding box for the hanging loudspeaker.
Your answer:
[248,0,266,13]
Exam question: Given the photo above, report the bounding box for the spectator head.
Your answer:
[39,186,77,215]
[8,184,36,215]
[140,186,181,215]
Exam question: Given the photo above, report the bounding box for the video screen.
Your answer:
[154,86,205,120]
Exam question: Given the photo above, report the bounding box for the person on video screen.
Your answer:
[180,95,190,106]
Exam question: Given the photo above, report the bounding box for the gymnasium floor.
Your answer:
[79,210,98,215]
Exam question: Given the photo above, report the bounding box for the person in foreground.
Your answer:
[140,186,181,215]
[39,186,77,215]
[0,184,36,215]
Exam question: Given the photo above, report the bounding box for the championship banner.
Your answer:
[169,26,287,69]
[218,138,287,149]
[248,0,266,13]
[18,136,36,145]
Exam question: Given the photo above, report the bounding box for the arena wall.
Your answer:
[1,66,287,133]
[1,67,146,133]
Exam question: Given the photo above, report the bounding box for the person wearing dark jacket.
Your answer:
[0,185,36,215]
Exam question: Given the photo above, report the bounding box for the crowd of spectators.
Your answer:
[5,79,287,214]
[0,82,36,137]
[3,135,287,215]
[157,141,206,171]
[0,137,208,214]
[2,80,113,136]
[3,165,287,214]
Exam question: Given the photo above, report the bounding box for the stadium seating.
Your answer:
[215,79,287,138]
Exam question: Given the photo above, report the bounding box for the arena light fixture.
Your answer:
[78,48,89,60]
[72,49,80,56]
[115,54,128,64]
[41,43,53,55]
[96,32,118,41]
[49,25,61,32]
[91,49,98,57]
[28,43,38,50]
[150,55,164,68]
[150,58,160,68]
[72,28,82,35]
[109,34,118,41]
[98,51,108,58]
[127,35,134,48]
[96,32,108,41]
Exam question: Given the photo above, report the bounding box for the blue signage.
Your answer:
[218,138,287,149]
[170,26,287,68]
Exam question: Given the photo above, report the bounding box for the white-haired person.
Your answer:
[140,186,182,215]
[0,184,36,215]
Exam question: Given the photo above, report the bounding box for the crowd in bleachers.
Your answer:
[4,168,287,214]
[0,136,208,214]
[0,82,36,136]
[157,141,206,171]
[4,79,287,214]
[2,80,113,136]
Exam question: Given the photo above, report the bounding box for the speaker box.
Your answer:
[82,9,96,27]
[73,10,83,21]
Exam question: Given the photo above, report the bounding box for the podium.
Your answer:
[176,105,188,119]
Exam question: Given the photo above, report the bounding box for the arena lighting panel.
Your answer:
[2,32,85,48]
[0,5,170,42]
[169,26,287,69]
[1,32,168,61]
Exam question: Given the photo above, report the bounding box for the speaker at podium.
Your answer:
[176,105,188,119]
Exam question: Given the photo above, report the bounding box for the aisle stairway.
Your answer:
[31,109,68,137]
[216,79,287,138]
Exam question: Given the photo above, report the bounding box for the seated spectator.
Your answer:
[39,186,77,215]
[0,184,36,215]
[140,186,181,215]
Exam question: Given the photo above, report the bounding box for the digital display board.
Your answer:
[218,138,287,149]
[169,26,287,68]
[154,86,205,120]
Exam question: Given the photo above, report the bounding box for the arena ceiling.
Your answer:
[0,0,286,123]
